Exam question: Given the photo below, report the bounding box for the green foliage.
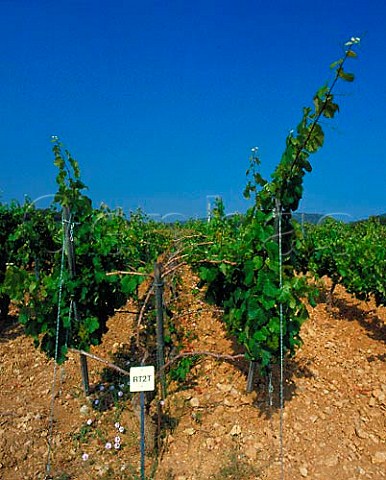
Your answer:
[2,139,171,362]
[0,201,24,320]
[213,443,262,479]
[296,217,386,306]
[189,212,312,369]
[185,40,359,370]
[0,40,363,379]
[51,474,72,480]
[169,356,199,382]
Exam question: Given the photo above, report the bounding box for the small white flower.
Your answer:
[159,400,165,406]
[105,442,112,449]
[114,422,121,429]
[99,385,105,391]
[118,391,124,398]
[115,436,121,443]
[109,385,115,391]
[86,419,93,426]
[118,426,125,433]
[94,399,100,406]
[82,453,89,461]
[114,442,121,450]
[346,36,360,46]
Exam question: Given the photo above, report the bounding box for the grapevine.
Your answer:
[2,139,172,363]
[0,39,363,378]
[185,39,360,370]
[296,217,386,306]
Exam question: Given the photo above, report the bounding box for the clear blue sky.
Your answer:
[1,0,385,220]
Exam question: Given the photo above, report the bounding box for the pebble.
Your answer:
[372,451,386,464]
[80,404,89,416]
[230,388,239,397]
[355,427,368,439]
[216,382,232,393]
[229,424,242,436]
[299,466,308,477]
[205,438,215,450]
[294,422,302,431]
[372,389,385,402]
[189,397,200,407]
[324,455,338,467]
[245,445,257,459]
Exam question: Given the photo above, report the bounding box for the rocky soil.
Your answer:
[0,268,385,480]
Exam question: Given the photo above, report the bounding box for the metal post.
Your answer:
[140,391,145,480]
[80,353,90,396]
[246,361,257,393]
[63,206,90,396]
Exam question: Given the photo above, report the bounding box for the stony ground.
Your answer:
[0,268,385,480]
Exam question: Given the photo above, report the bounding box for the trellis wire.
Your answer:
[277,200,285,480]
[45,204,286,477]
[45,212,67,478]
[154,262,166,399]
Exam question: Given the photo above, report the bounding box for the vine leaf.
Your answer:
[338,69,355,82]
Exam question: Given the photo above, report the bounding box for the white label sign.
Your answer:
[130,366,155,392]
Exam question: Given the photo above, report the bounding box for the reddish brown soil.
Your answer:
[0,269,385,480]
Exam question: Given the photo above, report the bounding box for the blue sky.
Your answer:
[1,0,385,220]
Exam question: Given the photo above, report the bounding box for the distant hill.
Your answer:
[166,212,386,225]
[293,212,324,225]
[373,213,386,224]
[293,212,386,225]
